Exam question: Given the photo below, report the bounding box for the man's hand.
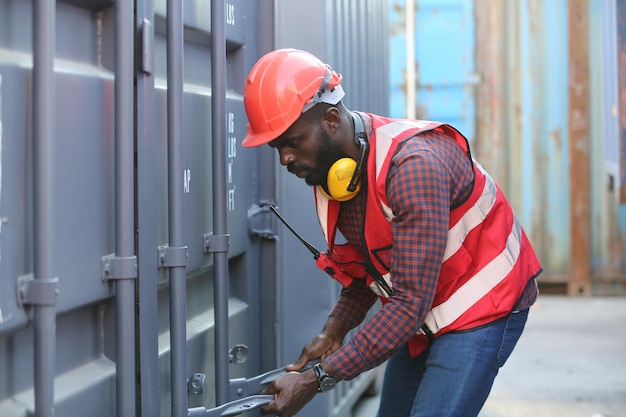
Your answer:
[286,316,349,372]
[260,369,318,417]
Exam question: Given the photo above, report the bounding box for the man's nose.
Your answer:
[277,149,295,166]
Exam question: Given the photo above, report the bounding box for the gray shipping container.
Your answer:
[0,1,388,417]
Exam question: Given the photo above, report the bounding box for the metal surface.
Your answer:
[211,0,231,407]
[114,1,138,415]
[32,1,57,417]
[415,0,476,141]
[135,1,161,415]
[472,0,572,279]
[567,0,591,295]
[619,0,626,203]
[474,0,506,180]
[188,395,274,417]
[166,0,189,415]
[273,1,388,416]
[389,0,475,139]
[460,0,626,289]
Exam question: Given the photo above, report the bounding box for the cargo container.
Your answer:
[389,0,626,296]
[0,1,387,416]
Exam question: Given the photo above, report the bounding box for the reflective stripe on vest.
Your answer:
[421,215,522,334]
[443,162,496,262]
[373,119,443,221]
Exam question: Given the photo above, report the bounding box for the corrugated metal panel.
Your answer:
[473,0,626,293]
[389,0,476,141]
[0,1,272,416]
[414,0,476,141]
[567,0,592,294]
[474,0,571,279]
[588,0,626,292]
[273,1,388,417]
[617,0,626,254]
[392,0,575,280]
[0,2,118,415]
[516,0,571,279]
[389,0,410,117]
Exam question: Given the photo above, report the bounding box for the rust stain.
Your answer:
[568,0,591,295]
[549,128,561,155]
[389,0,406,37]
[531,136,550,269]
[618,0,626,202]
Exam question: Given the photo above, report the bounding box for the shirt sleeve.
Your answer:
[329,275,378,330]
[325,130,473,380]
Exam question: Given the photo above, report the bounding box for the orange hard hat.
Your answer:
[242,48,344,147]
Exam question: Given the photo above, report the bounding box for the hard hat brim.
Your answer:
[242,124,289,148]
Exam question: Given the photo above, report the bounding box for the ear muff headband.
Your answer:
[322,113,368,201]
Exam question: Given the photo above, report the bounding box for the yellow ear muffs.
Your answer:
[325,157,360,201]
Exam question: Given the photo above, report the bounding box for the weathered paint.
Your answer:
[568,0,591,295]
[474,0,507,182]
[619,0,626,203]
[389,0,410,117]
[477,0,625,292]
[509,0,570,278]
[394,0,626,293]
[474,0,607,287]
[389,0,476,140]
[588,0,626,294]
[414,0,476,142]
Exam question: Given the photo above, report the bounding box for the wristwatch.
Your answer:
[313,363,337,392]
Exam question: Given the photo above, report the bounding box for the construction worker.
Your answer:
[243,48,542,417]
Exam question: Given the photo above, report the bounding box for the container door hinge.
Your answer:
[18,274,59,307]
[140,18,153,75]
[157,246,188,269]
[101,254,138,282]
[203,233,230,255]
[247,201,278,240]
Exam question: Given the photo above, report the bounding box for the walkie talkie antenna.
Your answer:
[269,205,321,258]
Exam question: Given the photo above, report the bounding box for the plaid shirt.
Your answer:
[324,118,538,381]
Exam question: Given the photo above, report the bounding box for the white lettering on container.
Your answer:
[184,168,191,193]
[227,112,236,211]
[226,3,235,25]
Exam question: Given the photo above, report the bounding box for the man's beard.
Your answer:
[289,128,346,187]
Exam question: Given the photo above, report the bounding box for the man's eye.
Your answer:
[286,138,299,148]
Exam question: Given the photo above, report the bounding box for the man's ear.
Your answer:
[322,106,341,131]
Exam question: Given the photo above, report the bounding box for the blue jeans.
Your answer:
[376,309,529,417]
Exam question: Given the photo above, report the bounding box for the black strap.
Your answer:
[421,323,435,342]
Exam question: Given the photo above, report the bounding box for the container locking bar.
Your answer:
[229,366,289,400]
[187,362,314,416]
[187,395,274,417]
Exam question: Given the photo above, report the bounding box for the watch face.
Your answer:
[319,377,336,392]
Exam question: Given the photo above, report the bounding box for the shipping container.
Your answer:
[0,1,387,416]
[389,0,626,295]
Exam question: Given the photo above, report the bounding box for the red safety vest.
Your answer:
[314,114,542,356]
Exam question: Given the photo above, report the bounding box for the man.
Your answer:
[242,48,542,417]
